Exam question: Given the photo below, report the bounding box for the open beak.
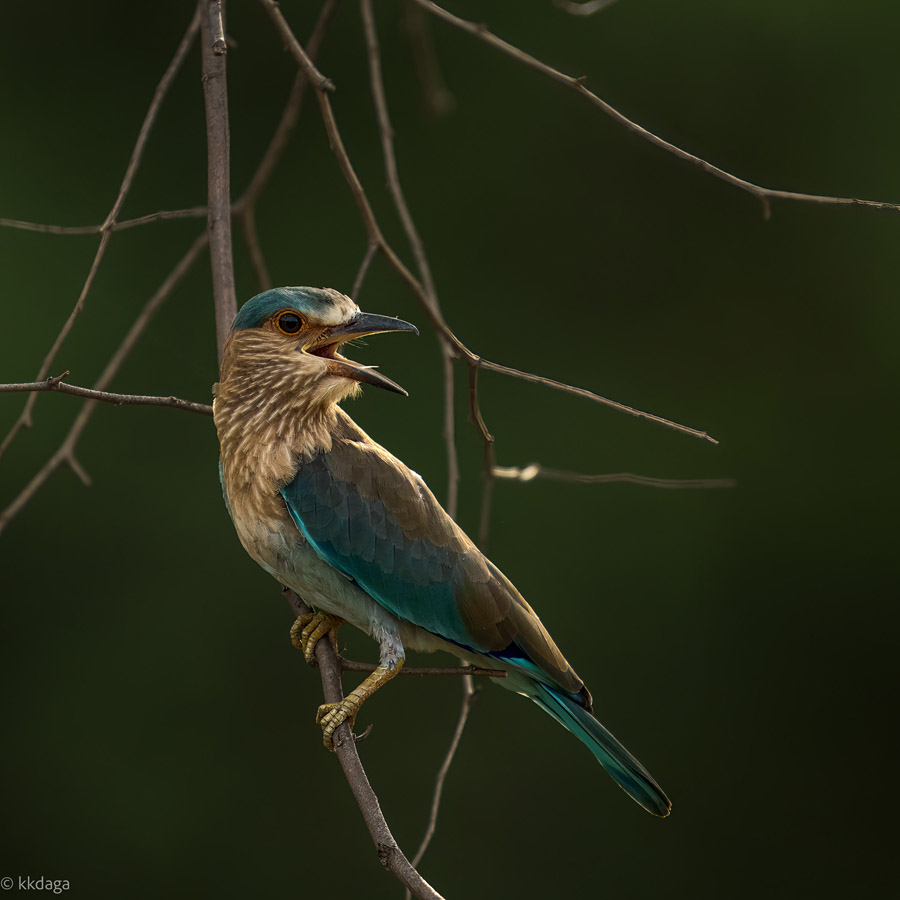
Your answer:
[309,312,418,396]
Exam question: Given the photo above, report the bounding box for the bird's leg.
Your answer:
[290,611,345,666]
[316,657,404,751]
[315,630,405,751]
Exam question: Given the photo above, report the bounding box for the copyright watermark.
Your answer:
[1,877,70,893]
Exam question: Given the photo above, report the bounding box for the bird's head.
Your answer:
[220,287,418,408]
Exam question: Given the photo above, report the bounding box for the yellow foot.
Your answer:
[316,698,360,751]
[315,657,405,751]
[290,611,345,665]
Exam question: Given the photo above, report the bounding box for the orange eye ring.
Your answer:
[275,310,305,335]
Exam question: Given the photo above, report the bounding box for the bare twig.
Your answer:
[337,657,505,678]
[200,0,238,363]
[479,359,718,445]
[0,233,209,535]
[413,0,900,217]
[240,204,272,292]
[493,464,736,489]
[257,0,336,93]
[283,590,446,900]
[404,0,455,116]
[0,207,208,235]
[0,376,213,416]
[554,0,620,15]
[404,672,476,900]
[235,0,342,293]
[352,241,380,300]
[0,7,202,462]
[360,0,460,517]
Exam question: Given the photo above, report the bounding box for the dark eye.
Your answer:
[277,312,303,335]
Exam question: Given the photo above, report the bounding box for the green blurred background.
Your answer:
[1,1,897,896]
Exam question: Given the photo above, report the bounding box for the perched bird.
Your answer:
[214,286,671,818]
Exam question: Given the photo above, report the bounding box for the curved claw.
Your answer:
[290,611,345,665]
[313,657,405,751]
[316,698,360,751]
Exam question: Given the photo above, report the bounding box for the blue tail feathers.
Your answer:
[532,682,672,817]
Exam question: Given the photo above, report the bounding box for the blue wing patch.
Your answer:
[280,450,480,652]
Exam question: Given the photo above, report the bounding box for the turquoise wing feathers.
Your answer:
[280,437,520,660]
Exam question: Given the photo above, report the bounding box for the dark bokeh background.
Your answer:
[1,1,897,897]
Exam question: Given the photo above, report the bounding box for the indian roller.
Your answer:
[213,286,671,818]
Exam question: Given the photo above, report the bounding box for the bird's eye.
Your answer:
[276,312,304,335]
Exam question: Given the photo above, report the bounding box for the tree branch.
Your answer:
[0,207,208,235]
[412,0,900,218]
[404,670,476,900]
[404,0,455,117]
[553,0,620,15]
[234,0,341,293]
[0,375,213,416]
[0,7,202,462]
[257,0,336,93]
[360,0,460,519]
[282,590,446,900]
[200,0,238,365]
[493,464,736,489]
[337,657,505,678]
[0,233,209,535]
[479,359,718,444]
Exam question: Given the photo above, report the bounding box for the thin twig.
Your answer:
[360,0,460,517]
[240,204,272,292]
[337,657,505,678]
[257,0,336,93]
[466,364,497,548]
[283,590,446,900]
[493,464,736,489]
[352,241,380,300]
[404,672,476,900]
[0,233,209,535]
[404,0,455,116]
[554,0,620,15]
[235,0,342,293]
[0,7,202,462]
[0,376,213,416]
[200,0,238,364]
[479,359,718,445]
[413,0,900,217]
[0,207,208,235]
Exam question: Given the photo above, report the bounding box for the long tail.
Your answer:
[531,682,672,817]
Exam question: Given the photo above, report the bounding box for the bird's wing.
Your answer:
[279,433,582,695]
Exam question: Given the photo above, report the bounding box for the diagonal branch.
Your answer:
[0,233,209,535]
[360,0,460,519]
[404,0,455,117]
[479,359,718,444]
[0,7,202,463]
[283,589,446,900]
[234,0,341,293]
[412,0,900,219]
